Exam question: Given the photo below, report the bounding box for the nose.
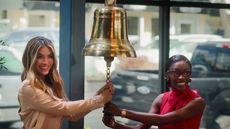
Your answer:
[178,74,185,79]
[41,57,49,64]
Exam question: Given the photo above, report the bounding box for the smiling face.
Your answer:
[167,60,191,91]
[34,46,54,80]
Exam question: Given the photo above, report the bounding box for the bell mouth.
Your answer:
[83,38,136,58]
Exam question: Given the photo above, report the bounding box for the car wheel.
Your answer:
[193,65,208,72]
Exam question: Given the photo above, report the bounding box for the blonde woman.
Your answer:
[18,36,114,129]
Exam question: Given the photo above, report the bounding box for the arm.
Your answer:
[68,80,115,121]
[102,113,147,129]
[19,83,113,119]
[121,97,205,125]
[135,94,163,128]
[103,94,163,129]
[104,95,205,126]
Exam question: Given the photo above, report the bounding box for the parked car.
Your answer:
[0,29,12,40]
[126,34,225,70]
[190,43,230,129]
[4,28,59,56]
[111,41,230,129]
[0,46,22,127]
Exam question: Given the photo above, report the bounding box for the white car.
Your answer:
[0,46,22,127]
[5,28,59,56]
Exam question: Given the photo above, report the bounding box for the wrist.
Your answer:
[121,109,127,118]
[90,95,104,109]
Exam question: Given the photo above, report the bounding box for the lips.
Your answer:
[40,67,49,71]
[176,82,186,86]
[39,65,50,72]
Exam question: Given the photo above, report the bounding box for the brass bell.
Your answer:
[83,0,136,58]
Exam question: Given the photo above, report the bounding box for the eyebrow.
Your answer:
[37,52,53,55]
[170,68,190,71]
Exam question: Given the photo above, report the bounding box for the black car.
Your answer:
[111,42,230,129]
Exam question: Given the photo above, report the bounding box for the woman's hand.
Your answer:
[96,80,115,104]
[102,113,116,128]
[96,80,115,95]
[104,102,122,116]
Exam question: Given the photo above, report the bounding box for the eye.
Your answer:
[184,71,191,76]
[48,54,54,58]
[173,71,181,77]
[37,54,43,59]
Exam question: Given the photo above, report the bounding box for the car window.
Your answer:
[216,48,230,71]
[192,46,216,69]
[191,44,230,77]
[6,31,41,43]
[6,30,59,45]
[0,50,22,75]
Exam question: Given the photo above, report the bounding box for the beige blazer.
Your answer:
[18,80,104,129]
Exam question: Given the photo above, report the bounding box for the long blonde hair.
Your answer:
[21,36,66,99]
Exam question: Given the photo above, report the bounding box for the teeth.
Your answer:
[41,66,49,69]
[40,67,49,71]
[177,82,185,85]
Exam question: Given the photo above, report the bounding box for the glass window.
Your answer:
[180,23,191,34]
[127,17,139,35]
[0,49,22,75]
[0,1,59,128]
[216,50,230,71]
[170,6,230,129]
[152,18,159,37]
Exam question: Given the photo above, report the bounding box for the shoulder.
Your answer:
[19,80,44,97]
[191,89,201,96]
[187,88,205,107]
[192,97,206,106]
[160,91,171,100]
[155,93,164,101]
[153,93,164,105]
[186,97,206,112]
[157,93,164,99]
[19,80,33,93]
[156,92,172,101]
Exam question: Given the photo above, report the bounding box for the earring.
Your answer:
[188,78,192,83]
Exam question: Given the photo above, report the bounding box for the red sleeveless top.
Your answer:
[159,85,203,129]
